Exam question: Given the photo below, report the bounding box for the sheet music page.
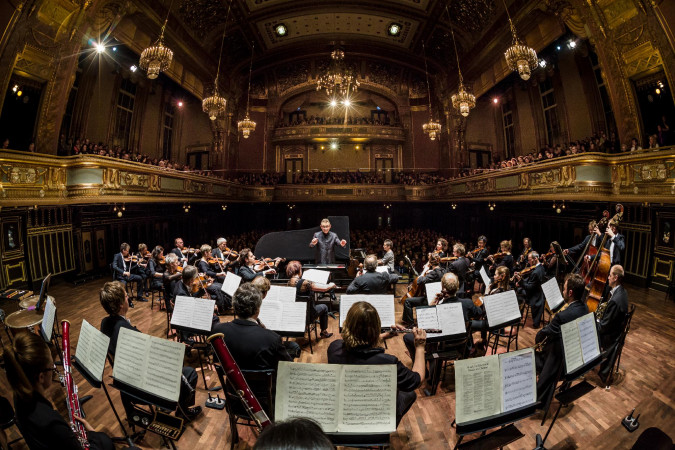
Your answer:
[75,320,110,382]
[425,282,443,304]
[266,285,297,303]
[338,365,396,433]
[483,290,521,327]
[479,267,492,294]
[542,278,565,311]
[257,300,283,330]
[113,328,184,402]
[362,295,396,329]
[41,297,56,341]
[275,362,340,432]
[436,303,467,336]
[561,320,583,373]
[455,355,501,424]
[500,348,536,413]
[275,302,307,333]
[577,313,600,364]
[302,269,330,284]
[415,307,441,338]
[339,295,366,327]
[221,272,242,297]
[170,296,214,332]
[375,266,389,273]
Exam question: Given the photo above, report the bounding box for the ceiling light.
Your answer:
[177,101,183,107]
[130,65,137,72]
[11,84,18,93]
[568,40,577,48]
[330,142,339,150]
[655,88,661,94]
[556,45,562,51]
[388,23,402,36]
[317,47,359,97]
[274,24,287,37]
[493,97,499,104]
[343,99,351,107]
[330,99,337,107]
[94,42,105,53]
[139,4,174,79]
[502,0,537,80]
[422,41,442,139]
[238,42,257,138]
[539,59,547,68]
[16,90,22,97]
[112,46,117,52]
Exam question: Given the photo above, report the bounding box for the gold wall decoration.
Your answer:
[148,174,161,191]
[621,41,663,78]
[4,261,26,285]
[518,166,576,189]
[612,163,632,187]
[102,168,121,189]
[466,178,496,193]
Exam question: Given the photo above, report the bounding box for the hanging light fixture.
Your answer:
[448,25,475,118]
[502,0,537,80]
[316,46,359,97]
[421,41,441,141]
[202,0,232,120]
[139,0,175,79]
[238,42,257,138]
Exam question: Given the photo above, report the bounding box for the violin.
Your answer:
[157,256,166,265]
[181,247,198,255]
[224,247,239,260]
[439,256,458,263]
[489,252,508,261]
[254,257,285,272]
[123,255,140,263]
[511,265,536,282]
[208,257,226,265]
[467,247,482,258]
[540,250,555,263]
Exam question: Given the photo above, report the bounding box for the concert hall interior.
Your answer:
[1,0,675,448]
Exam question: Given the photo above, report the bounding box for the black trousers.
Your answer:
[402,296,427,324]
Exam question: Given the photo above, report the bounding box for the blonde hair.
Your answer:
[441,273,459,296]
[500,240,512,251]
[200,244,212,254]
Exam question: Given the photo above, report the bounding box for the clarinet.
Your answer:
[61,320,90,449]
[207,333,272,430]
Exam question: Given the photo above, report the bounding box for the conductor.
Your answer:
[309,218,347,264]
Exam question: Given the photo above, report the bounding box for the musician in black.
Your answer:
[515,251,546,328]
[170,237,187,261]
[4,332,114,450]
[111,242,145,306]
[161,253,183,310]
[433,238,449,258]
[147,245,166,292]
[99,281,201,420]
[597,265,629,379]
[515,237,533,271]
[468,235,489,286]
[447,243,471,296]
[347,254,400,295]
[238,248,277,281]
[134,243,150,297]
[401,253,445,325]
[563,220,598,260]
[602,219,625,267]
[309,218,347,264]
[286,260,334,338]
[487,240,514,275]
[212,237,232,263]
[378,239,395,272]
[535,274,588,403]
[196,244,230,313]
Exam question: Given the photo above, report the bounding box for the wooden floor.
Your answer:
[1,279,674,449]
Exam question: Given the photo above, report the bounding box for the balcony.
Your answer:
[272,124,406,142]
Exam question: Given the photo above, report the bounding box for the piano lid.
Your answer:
[254,216,350,263]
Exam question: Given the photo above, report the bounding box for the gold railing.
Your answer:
[272,124,406,142]
[0,148,673,206]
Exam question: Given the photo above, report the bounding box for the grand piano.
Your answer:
[254,216,362,285]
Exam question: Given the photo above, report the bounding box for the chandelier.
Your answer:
[139,2,174,79]
[421,41,441,141]
[502,0,537,80]
[448,23,475,118]
[202,0,232,121]
[238,42,257,138]
[316,47,360,97]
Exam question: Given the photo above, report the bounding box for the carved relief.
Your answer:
[639,163,668,181]
[148,174,161,191]
[519,167,576,189]
[45,167,66,190]
[611,164,631,187]
[466,178,495,193]
[102,168,121,189]
[122,172,148,187]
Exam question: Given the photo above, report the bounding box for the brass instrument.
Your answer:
[534,302,571,352]
[595,301,609,320]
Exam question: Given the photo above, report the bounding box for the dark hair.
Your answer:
[564,273,586,301]
[239,248,252,266]
[233,283,263,318]
[4,331,53,400]
[100,281,126,315]
[253,418,333,450]
[342,301,381,349]
[286,260,302,278]
[152,245,164,260]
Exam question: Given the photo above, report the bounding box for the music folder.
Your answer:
[561,312,601,374]
[75,320,110,384]
[415,303,466,341]
[40,297,56,343]
[542,278,565,312]
[257,299,307,336]
[170,296,215,335]
[339,295,395,331]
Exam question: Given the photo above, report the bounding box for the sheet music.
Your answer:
[561,320,583,373]
[339,295,395,328]
[479,266,492,294]
[276,362,341,432]
[113,328,184,402]
[258,300,307,333]
[221,272,242,297]
[436,303,467,336]
[542,278,565,311]
[41,297,56,342]
[483,290,521,327]
[578,313,600,363]
[338,365,396,433]
[75,320,110,382]
[425,282,443,304]
[500,348,536,413]
[415,307,441,338]
[455,355,501,424]
[266,285,297,303]
[170,296,215,332]
[302,269,330,284]
[375,266,389,273]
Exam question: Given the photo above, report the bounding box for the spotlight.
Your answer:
[655,88,661,95]
[539,59,547,68]
[568,40,577,49]
[388,23,402,36]
[94,42,105,53]
[12,84,18,93]
[657,81,664,88]
[493,97,499,104]
[330,141,339,150]
[343,99,351,107]
[112,46,117,52]
[330,99,337,107]
[177,101,184,107]
[274,23,287,37]
[130,65,138,72]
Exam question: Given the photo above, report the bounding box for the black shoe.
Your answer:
[320,331,333,339]
[129,301,135,308]
[136,297,148,302]
[178,406,202,421]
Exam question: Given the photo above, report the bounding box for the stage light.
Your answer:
[330,99,337,107]
[12,84,18,93]
[539,59,547,68]
[112,47,117,52]
[330,142,339,150]
[94,42,105,53]
[568,40,576,49]
[493,97,499,104]
[556,45,561,51]
[130,65,138,72]
[177,101,183,107]
[342,99,351,107]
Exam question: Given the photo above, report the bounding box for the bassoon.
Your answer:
[207,333,272,430]
[61,320,90,449]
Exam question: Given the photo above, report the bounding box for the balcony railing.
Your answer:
[272,124,406,142]
[0,148,673,206]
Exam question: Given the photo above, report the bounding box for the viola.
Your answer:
[208,257,226,265]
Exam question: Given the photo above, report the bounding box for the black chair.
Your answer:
[296,292,319,354]
[632,427,674,450]
[0,396,23,449]
[214,364,275,450]
[150,283,165,311]
[485,319,521,355]
[602,303,636,389]
[426,325,471,396]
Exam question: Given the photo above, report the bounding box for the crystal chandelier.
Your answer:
[139,2,174,79]
[502,0,537,80]
[316,47,360,97]
[448,25,475,118]
[202,0,231,121]
[238,42,257,138]
[421,41,441,141]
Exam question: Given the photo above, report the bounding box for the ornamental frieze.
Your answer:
[466,178,495,193]
[519,167,575,189]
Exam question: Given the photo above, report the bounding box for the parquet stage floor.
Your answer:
[1,279,673,449]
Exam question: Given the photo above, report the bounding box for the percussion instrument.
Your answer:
[4,309,44,329]
[19,294,54,310]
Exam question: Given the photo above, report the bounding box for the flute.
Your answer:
[390,327,442,333]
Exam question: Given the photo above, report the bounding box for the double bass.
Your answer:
[581,204,624,312]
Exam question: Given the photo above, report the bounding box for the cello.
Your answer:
[400,255,425,304]
[583,204,624,312]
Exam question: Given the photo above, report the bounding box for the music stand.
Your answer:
[34,274,51,312]
[170,323,222,392]
[453,403,540,449]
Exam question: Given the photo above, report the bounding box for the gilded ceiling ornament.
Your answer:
[138,1,174,79]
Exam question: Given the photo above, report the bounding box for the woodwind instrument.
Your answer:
[391,327,442,333]
[61,320,90,449]
[207,333,272,430]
